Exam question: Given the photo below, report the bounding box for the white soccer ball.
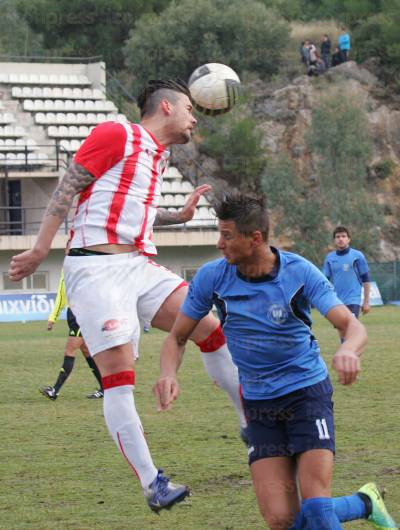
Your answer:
[188,63,241,115]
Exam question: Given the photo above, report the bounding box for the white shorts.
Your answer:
[63,252,186,356]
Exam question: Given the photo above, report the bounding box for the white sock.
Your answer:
[201,346,247,429]
[103,384,158,489]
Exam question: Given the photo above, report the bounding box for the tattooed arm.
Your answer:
[8,162,95,281]
[154,184,212,226]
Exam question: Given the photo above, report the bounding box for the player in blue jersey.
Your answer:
[323,226,371,319]
[154,192,397,530]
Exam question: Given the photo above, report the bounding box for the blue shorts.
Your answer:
[242,377,335,464]
[346,304,360,318]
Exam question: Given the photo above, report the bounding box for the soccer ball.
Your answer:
[188,63,241,115]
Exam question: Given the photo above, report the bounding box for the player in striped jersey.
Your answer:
[9,79,246,512]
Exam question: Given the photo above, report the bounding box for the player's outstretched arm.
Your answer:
[154,184,211,225]
[153,312,199,411]
[8,162,95,281]
[326,305,367,385]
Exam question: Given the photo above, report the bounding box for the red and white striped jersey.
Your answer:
[70,121,170,255]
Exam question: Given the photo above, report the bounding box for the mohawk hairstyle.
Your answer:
[137,79,192,118]
[213,190,269,241]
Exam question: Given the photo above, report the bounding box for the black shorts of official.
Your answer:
[66,307,81,337]
[243,377,335,464]
[346,304,361,318]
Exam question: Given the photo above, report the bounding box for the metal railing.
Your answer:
[0,142,72,172]
[0,204,217,236]
[0,55,103,64]
[0,206,73,236]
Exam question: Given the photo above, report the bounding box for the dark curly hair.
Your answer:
[333,225,350,238]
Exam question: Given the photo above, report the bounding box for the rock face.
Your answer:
[251,61,400,258]
[173,61,400,258]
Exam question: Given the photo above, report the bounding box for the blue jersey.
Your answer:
[323,247,370,306]
[182,248,342,400]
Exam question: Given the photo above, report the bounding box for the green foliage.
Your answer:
[371,158,395,180]
[16,0,168,70]
[265,0,382,23]
[263,155,329,262]
[124,0,290,91]
[352,2,400,80]
[198,108,267,192]
[0,0,44,56]
[263,94,383,261]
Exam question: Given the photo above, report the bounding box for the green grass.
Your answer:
[1,307,399,529]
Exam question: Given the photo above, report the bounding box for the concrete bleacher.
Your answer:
[23,99,117,112]
[12,86,105,100]
[0,60,216,227]
[0,73,91,86]
[0,61,113,166]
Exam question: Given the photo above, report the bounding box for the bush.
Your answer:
[371,159,395,180]
[124,0,290,91]
[198,106,267,192]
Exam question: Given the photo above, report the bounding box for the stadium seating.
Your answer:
[0,126,26,137]
[0,62,216,228]
[0,138,37,151]
[0,113,15,124]
[0,151,49,166]
[2,73,90,86]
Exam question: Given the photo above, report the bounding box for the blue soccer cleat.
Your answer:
[144,469,190,513]
[358,482,398,529]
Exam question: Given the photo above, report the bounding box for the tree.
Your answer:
[198,105,267,192]
[263,155,329,262]
[352,1,400,80]
[124,0,290,91]
[16,0,169,70]
[0,0,44,56]
[263,93,383,261]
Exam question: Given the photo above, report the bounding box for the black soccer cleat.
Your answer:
[86,389,104,399]
[39,386,58,400]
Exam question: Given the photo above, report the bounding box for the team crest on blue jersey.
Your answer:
[343,264,350,271]
[267,304,288,324]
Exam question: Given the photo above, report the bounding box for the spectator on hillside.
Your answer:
[300,40,310,69]
[321,34,331,69]
[338,26,351,62]
[308,57,326,77]
[308,41,318,65]
[331,47,342,67]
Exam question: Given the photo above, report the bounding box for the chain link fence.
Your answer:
[369,261,400,303]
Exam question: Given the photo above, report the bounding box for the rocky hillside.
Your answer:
[174,61,400,259]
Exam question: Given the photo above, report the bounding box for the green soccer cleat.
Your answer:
[358,482,398,529]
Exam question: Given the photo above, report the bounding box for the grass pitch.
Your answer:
[1,306,399,529]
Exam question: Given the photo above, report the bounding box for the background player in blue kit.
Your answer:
[154,192,397,530]
[323,226,371,319]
